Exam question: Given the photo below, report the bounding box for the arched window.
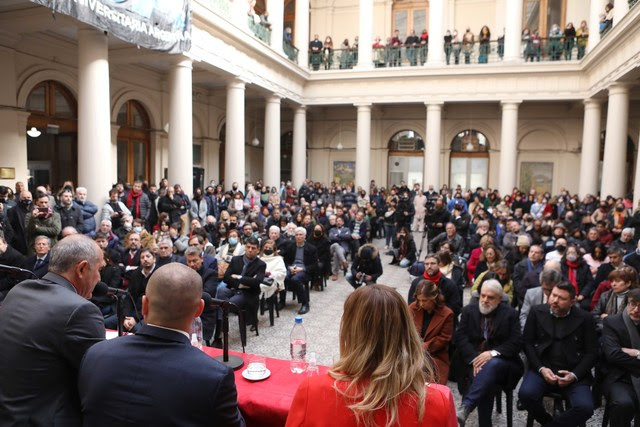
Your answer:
[116,100,150,184]
[450,130,489,190]
[388,130,424,187]
[523,0,567,37]
[26,80,77,190]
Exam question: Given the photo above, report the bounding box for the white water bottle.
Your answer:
[191,316,203,350]
[290,316,307,374]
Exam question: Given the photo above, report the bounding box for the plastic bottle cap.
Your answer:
[294,315,303,324]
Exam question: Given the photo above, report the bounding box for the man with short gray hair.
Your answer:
[0,234,105,425]
[75,186,98,235]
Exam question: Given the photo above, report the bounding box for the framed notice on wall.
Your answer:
[520,162,553,194]
[333,161,355,185]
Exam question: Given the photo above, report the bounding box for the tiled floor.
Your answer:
[225,237,605,427]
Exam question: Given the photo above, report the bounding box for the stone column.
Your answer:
[110,124,120,184]
[225,79,246,191]
[503,0,523,61]
[578,99,602,198]
[355,103,372,190]
[168,57,193,196]
[295,0,310,66]
[498,101,521,196]
[427,0,445,65]
[263,94,281,190]
[269,0,284,53]
[614,0,630,26]
[77,28,112,204]
[588,0,607,52]
[292,105,307,187]
[633,128,640,209]
[424,103,443,189]
[355,0,373,70]
[601,83,630,197]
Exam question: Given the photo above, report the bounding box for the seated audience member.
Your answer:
[466,234,493,284]
[156,238,182,266]
[472,243,501,283]
[328,215,352,280]
[22,236,51,278]
[307,224,331,283]
[471,260,514,303]
[429,222,466,257]
[78,263,245,427]
[409,280,454,385]
[184,247,218,343]
[74,187,97,235]
[281,227,318,314]
[455,279,524,427]
[218,237,266,330]
[512,245,544,301]
[611,227,636,255]
[390,227,417,267]
[101,187,131,231]
[592,266,638,331]
[519,267,562,331]
[94,231,121,265]
[622,239,640,272]
[561,244,594,311]
[519,282,598,427]
[590,247,626,305]
[505,235,531,266]
[24,192,62,254]
[346,242,383,289]
[186,234,217,273]
[61,226,79,239]
[168,222,189,255]
[96,219,121,251]
[468,220,494,251]
[409,253,461,318]
[121,248,157,332]
[347,210,369,253]
[216,229,244,264]
[600,288,640,427]
[0,232,25,302]
[55,189,84,233]
[91,246,123,325]
[544,237,567,263]
[285,284,456,427]
[438,248,465,295]
[258,239,286,303]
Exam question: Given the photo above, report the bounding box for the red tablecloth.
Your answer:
[203,347,328,427]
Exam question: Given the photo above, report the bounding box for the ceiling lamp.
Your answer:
[27,127,41,138]
[251,137,260,146]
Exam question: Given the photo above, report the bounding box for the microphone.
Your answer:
[0,263,38,279]
[202,291,244,370]
[93,282,128,297]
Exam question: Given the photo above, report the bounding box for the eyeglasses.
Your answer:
[628,301,640,310]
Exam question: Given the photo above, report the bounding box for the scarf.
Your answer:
[423,269,442,285]
[622,309,640,400]
[565,259,580,294]
[127,190,142,218]
[439,263,454,278]
[604,290,628,316]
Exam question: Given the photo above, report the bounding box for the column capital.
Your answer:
[227,78,247,91]
[170,55,192,69]
[354,102,372,110]
[265,93,283,103]
[293,105,307,112]
[583,98,603,108]
[608,83,632,95]
[424,101,444,109]
[500,100,522,109]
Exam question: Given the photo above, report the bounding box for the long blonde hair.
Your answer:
[330,284,434,427]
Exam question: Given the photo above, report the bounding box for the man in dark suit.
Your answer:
[22,235,50,278]
[455,280,524,427]
[78,263,245,426]
[120,248,157,332]
[601,288,640,427]
[519,265,561,331]
[6,190,32,255]
[219,236,266,330]
[185,246,218,343]
[0,233,25,302]
[281,227,318,314]
[519,282,598,427]
[0,235,105,425]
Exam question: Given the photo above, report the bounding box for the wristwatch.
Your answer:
[490,350,499,357]
[635,350,640,360]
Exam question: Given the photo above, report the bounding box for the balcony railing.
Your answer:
[247,16,271,44]
[283,42,299,63]
[307,37,589,70]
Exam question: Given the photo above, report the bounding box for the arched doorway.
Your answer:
[26,80,77,191]
[388,130,424,187]
[116,100,151,184]
[449,129,489,189]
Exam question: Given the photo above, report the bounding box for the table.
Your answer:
[203,347,328,427]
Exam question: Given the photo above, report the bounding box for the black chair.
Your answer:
[525,391,586,427]
[259,279,280,327]
[601,403,640,427]
[494,387,514,427]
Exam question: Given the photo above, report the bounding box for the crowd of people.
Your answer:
[2,176,640,425]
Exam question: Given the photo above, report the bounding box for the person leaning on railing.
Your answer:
[478,26,491,64]
[563,22,576,60]
[576,20,589,59]
[462,28,474,64]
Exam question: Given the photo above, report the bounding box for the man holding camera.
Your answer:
[346,243,382,289]
[24,192,61,255]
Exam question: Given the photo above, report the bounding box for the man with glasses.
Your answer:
[601,288,640,426]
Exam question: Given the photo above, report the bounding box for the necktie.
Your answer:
[34,258,43,270]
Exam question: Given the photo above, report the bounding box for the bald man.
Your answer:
[78,264,245,427]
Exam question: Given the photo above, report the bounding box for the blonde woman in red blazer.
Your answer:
[286,284,457,427]
[409,279,454,384]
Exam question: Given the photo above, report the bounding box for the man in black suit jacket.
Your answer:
[601,288,640,427]
[120,248,157,332]
[281,227,318,314]
[22,235,50,278]
[78,263,245,427]
[519,282,598,427]
[219,236,266,331]
[0,235,104,425]
[455,280,523,427]
[185,246,218,343]
[6,190,32,255]
[0,233,25,302]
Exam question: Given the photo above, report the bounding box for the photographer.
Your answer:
[346,243,383,289]
[24,192,62,255]
[451,202,471,239]
[425,198,450,240]
[396,191,414,230]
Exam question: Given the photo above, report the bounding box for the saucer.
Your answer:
[242,368,271,381]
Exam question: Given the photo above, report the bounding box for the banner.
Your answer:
[31,0,191,54]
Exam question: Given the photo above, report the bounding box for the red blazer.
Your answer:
[285,373,457,427]
[409,302,454,384]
